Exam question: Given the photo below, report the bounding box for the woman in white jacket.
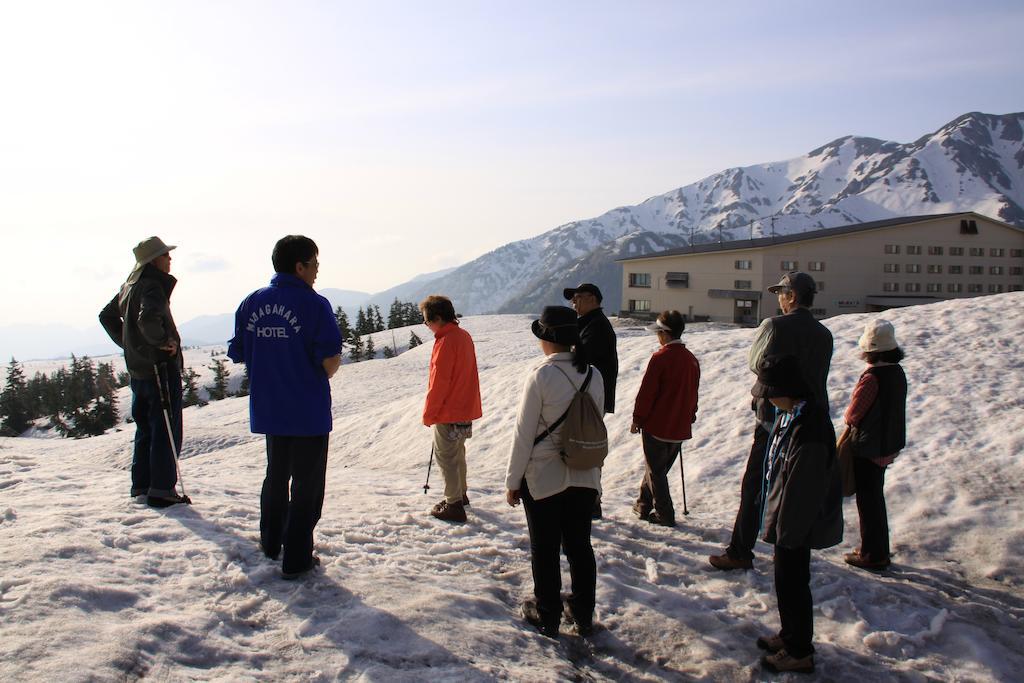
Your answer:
[505,305,604,639]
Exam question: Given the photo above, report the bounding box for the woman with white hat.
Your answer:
[838,319,907,570]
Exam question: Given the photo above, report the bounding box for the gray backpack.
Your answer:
[533,365,608,470]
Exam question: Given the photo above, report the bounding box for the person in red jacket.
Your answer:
[420,295,483,523]
[630,310,700,527]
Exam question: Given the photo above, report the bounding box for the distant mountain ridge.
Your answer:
[380,111,1024,314]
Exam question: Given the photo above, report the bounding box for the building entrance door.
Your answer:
[734,299,756,326]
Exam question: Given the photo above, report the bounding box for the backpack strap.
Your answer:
[533,366,593,446]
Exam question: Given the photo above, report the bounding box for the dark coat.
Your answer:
[761,399,843,550]
[577,307,618,414]
[99,264,183,379]
[850,364,908,459]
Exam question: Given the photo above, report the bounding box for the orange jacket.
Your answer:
[423,321,483,426]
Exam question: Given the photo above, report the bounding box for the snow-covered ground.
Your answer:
[1,294,1022,681]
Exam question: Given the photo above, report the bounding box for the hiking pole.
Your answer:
[154,363,191,503]
[422,443,436,494]
[678,444,689,515]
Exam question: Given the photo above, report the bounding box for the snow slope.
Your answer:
[1,293,1022,681]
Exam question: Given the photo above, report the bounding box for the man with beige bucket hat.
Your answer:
[100,236,191,508]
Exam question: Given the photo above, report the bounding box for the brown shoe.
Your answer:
[762,649,814,674]
[709,552,753,570]
[632,500,651,521]
[756,633,784,653]
[646,511,676,527]
[431,500,467,523]
[844,551,890,570]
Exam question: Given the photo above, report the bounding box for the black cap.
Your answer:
[767,271,817,295]
[750,355,811,399]
[531,306,579,346]
[562,283,603,303]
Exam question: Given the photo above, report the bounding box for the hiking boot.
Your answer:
[522,599,559,639]
[761,649,814,674]
[562,603,594,637]
[756,633,785,653]
[282,555,320,580]
[708,551,753,571]
[647,511,676,527]
[431,500,467,523]
[147,493,192,508]
[632,501,651,521]
[844,550,891,571]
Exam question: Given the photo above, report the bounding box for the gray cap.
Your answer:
[767,271,817,295]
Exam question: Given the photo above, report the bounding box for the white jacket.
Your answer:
[504,352,605,500]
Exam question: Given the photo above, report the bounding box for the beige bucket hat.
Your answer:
[127,236,176,283]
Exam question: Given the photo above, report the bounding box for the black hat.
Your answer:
[532,306,579,346]
[767,271,817,295]
[750,354,811,399]
[562,283,603,303]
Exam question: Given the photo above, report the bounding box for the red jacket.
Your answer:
[632,341,700,441]
[423,321,483,426]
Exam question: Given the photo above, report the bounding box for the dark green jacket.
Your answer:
[99,264,183,379]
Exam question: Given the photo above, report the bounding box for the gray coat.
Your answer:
[99,264,183,380]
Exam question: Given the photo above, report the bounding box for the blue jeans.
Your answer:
[129,365,182,498]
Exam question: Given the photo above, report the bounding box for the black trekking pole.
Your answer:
[422,443,435,494]
[153,363,191,504]
[678,444,689,515]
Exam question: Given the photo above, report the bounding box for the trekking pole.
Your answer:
[422,443,435,494]
[678,444,689,515]
[154,363,191,503]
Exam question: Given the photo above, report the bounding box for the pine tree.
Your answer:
[371,305,385,332]
[382,345,395,358]
[0,358,31,436]
[182,367,207,407]
[348,334,364,363]
[355,307,369,335]
[408,331,423,348]
[387,298,402,329]
[236,364,250,397]
[205,358,230,401]
[404,302,421,327]
[364,335,375,361]
[335,306,351,341]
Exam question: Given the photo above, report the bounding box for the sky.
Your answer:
[1,0,1023,330]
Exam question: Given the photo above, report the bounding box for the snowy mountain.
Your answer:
[2,293,1022,679]
[385,111,1024,314]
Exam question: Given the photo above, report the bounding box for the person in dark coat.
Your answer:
[710,272,833,570]
[564,283,618,520]
[99,236,189,508]
[839,319,907,571]
[751,354,843,675]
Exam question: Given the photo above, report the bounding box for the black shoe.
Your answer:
[562,603,594,637]
[646,511,676,527]
[632,501,651,521]
[282,555,321,580]
[522,599,559,639]
[147,493,192,508]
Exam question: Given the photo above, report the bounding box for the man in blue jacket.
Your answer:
[228,235,342,579]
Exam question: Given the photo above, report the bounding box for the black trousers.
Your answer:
[726,423,771,560]
[637,432,681,519]
[774,545,814,658]
[853,456,890,561]
[521,483,598,628]
[262,435,329,573]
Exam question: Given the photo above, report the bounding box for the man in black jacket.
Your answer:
[99,236,189,508]
[710,272,832,570]
[564,282,618,519]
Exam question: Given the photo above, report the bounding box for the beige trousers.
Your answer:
[432,423,469,503]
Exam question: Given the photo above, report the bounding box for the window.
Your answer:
[947,283,963,293]
[734,280,752,289]
[969,265,984,275]
[629,272,651,288]
[906,264,921,274]
[665,272,689,288]
[950,247,964,256]
[883,263,900,273]
[988,284,1005,293]
[905,283,921,292]
[928,246,944,255]
[949,265,962,274]
[991,248,1005,257]
[970,247,984,256]
[810,308,826,316]
[968,284,983,293]
[883,282,899,292]
[1011,267,1023,276]
[927,264,943,274]
[780,260,798,270]
[927,283,942,293]
[907,245,922,255]
[990,266,1004,275]
[884,244,900,254]
[960,219,979,234]
[629,299,651,312]
[808,261,825,272]
[1011,249,1023,257]
[735,260,752,270]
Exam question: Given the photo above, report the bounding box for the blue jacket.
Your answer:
[227,273,342,436]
